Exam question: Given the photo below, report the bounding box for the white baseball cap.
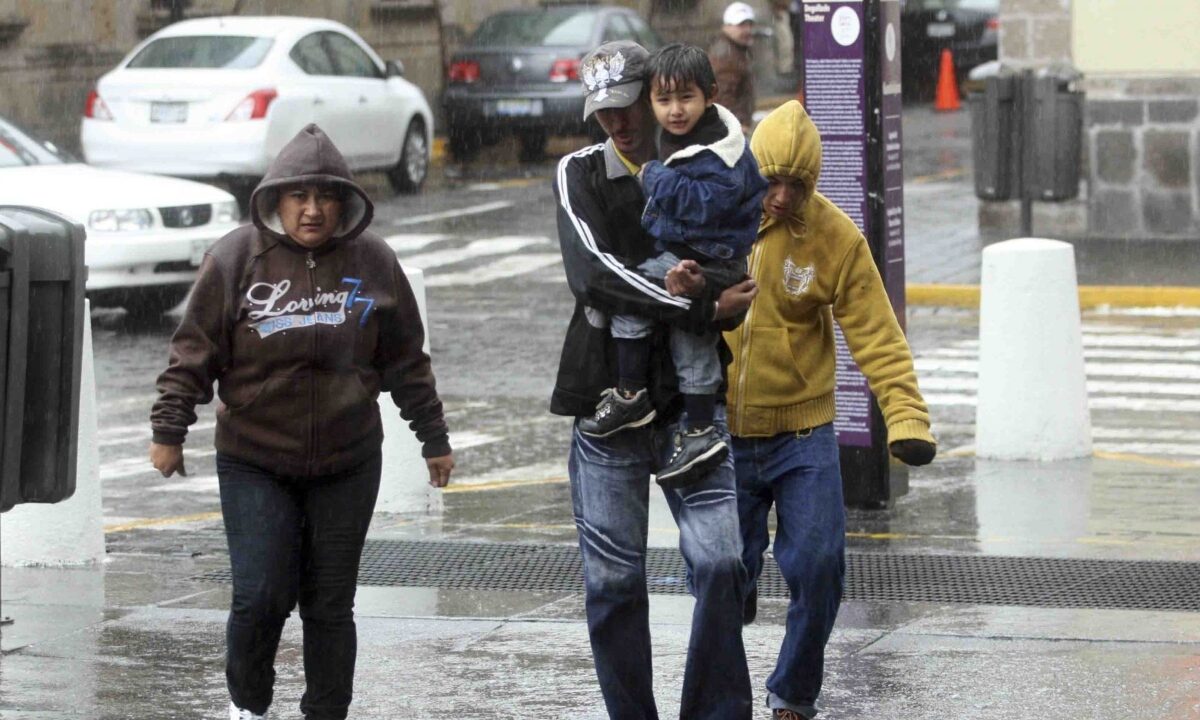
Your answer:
[723,1,756,25]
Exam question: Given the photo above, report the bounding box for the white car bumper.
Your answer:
[85,221,239,290]
[82,120,271,178]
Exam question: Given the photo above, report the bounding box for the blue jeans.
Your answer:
[609,251,722,395]
[568,406,752,719]
[217,451,381,720]
[734,425,846,719]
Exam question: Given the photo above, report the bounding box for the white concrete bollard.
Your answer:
[975,238,1092,460]
[376,267,444,515]
[2,300,105,566]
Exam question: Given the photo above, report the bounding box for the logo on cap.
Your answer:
[581,51,627,102]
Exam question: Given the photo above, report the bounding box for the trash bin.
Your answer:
[969,64,1019,201]
[1027,64,1084,201]
[0,206,86,512]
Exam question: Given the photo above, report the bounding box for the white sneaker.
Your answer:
[229,701,266,720]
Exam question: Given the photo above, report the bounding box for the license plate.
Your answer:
[926,22,955,38]
[189,238,207,266]
[485,99,544,117]
[150,102,188,123]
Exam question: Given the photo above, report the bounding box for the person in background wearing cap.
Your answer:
[551,39,759,720]
[672,100,937,719]
[709,1,758,130]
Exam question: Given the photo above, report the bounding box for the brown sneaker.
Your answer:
[773,710,807,720]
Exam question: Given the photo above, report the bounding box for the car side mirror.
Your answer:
[386,59,405,77]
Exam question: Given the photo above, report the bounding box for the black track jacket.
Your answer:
[551,140,748,419]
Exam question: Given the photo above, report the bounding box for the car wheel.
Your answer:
[124,285,192,322]
[387,119,429,194]
[448,125,481,162]
[516,129,547,162]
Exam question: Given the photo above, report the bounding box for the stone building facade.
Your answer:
[998,0,1200,240]
[0,0,765,158]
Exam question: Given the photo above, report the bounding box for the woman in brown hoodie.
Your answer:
[149,124,453,720]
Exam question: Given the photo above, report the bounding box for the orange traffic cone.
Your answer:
[934,48,961,112]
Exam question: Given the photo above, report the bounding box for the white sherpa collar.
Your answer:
[661,104,745,169]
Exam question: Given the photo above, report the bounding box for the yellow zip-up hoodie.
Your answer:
[724,101,934,446]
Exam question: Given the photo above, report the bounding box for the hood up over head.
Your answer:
[750,100,822,236]
[250,124,374,245]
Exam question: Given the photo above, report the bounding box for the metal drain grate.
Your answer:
[196,540,1200,612]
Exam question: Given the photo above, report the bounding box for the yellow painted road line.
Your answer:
[1092,450,1200,469]
[938,446,1199,469]
[104,511,221,534]
[908,284,1200,309]
[442,476,568,494]
[910,168,967,184]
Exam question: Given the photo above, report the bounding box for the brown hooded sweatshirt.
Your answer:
[151,124,450,477]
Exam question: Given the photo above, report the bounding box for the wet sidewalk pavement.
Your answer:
[3,105,1200,719]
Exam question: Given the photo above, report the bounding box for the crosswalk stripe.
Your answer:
[922,346,1200,362]
[426,254,562,287]
[402,236,551,271]
[920,376,1200,397]
[390,201,512,227]
[100,448,218,481]
[914,358,1200,381]
[382,233,452,253]
[100,421,216,446]
[923,393,1200,413]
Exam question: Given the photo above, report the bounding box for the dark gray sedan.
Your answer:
[443,4,661,162]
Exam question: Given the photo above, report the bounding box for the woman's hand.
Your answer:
[149,442,186,477]
[665,259,706,297]
[426,453,455,488]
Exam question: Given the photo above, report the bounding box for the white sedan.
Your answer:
[81,16,433,205]
[2,116,239,318]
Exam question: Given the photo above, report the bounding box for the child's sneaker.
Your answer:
[656,426,728,488]
[229,702,266,720]
[579,388,656,437]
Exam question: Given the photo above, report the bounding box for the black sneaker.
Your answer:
[743,586,758,625]
[578,388,656,437]
[655,426,728,488]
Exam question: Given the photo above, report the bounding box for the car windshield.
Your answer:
[0,118,70,168]
[126,35,274,69]
[470,9,599,47]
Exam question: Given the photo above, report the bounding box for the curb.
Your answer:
[907,283,1200,309]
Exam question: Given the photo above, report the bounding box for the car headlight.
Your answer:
[214,200,239,224]
[88,208,153,232]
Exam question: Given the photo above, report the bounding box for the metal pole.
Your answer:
[1019,69,1034,237]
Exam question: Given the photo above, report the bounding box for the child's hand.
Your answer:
[665,259,705,297]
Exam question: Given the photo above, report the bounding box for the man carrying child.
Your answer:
[579,42,768,488]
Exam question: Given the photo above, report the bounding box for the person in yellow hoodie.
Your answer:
[726,100,936,719]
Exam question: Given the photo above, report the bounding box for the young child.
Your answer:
[579,42,768,487]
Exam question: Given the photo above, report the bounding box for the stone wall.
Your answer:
[999,0,1071,69]
[0,0,137,155]
[1085,77,1200,239]
[994,0,1200,240]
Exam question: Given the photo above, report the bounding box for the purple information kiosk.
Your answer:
[801,0,908,507]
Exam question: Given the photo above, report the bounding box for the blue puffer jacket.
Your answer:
[640,103,768,260]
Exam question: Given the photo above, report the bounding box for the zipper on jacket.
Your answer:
[733,238,767,435]
[307,250,317,475]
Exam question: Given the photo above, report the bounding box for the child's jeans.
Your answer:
[610,251,723,395]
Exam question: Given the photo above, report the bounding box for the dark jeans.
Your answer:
[217,450,381,720]
[734,425,846,719]
[568,405,752,720]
